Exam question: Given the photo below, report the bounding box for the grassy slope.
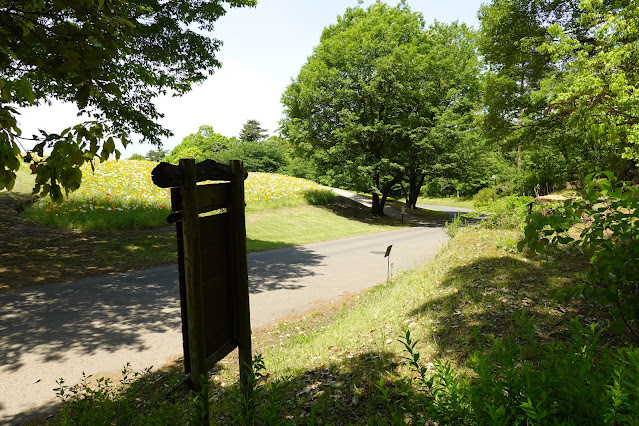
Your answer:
[0,169,412,291]
[205,227,614,422]
[41,226,620,424]
[417,196,475,209]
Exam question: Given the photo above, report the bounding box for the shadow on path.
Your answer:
[249,245,326,294]
[0,267,181,372]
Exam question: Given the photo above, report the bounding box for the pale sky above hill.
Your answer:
[16,0,487,157]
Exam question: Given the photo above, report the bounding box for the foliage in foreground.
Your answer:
[396,316,639,425]
[1,0,256,201]
[50,315,639,425]
[520,171,639,342]
[45,220,638,424]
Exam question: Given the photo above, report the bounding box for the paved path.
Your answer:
[0,191,465,423]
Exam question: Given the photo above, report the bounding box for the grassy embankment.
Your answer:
[42,197,639,424]
[1,160,418,291]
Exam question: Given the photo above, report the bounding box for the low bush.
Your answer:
[302,188,336,205]
[53,364,189,424]
[520,171,639,342]
[473,186,494,205]
[476,194,534,230]
[395,314,639,424]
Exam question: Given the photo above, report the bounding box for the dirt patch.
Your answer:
[0,192,176,292]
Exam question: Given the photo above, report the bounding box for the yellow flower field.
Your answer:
[27,160,328,229]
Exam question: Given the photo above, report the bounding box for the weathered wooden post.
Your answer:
[179,159,208,400]
[230,160,252,387]
[151,158,252,416]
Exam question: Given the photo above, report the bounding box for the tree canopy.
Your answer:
[282,2,479,215]
[0,0,255,201]
[478,0,639,191]
[164,125,234,164]
[239,119,267,142]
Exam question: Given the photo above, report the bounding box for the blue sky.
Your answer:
[17,0,487,156]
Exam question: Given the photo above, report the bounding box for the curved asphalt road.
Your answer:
[0,192,466,423]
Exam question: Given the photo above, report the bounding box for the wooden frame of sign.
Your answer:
[152,159,252,409]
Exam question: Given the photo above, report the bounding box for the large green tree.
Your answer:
[0,0,255,201]
[401,21,482,208]
[282,2,437,215]
[479,0,638,191]
[239,119,267,142]
[164,125,233,164]
[543,0,639,164]
[478,0,557,169]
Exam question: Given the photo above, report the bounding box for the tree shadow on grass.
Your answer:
[407,252,608,360]
[209,350,409,424]
[316,196,418,228]
[0,191,178,292]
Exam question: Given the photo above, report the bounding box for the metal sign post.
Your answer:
[384,245,392,284]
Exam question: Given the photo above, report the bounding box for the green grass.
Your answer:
[43,226,636,424]
[1,164,407,291]
[9,163,37,194]
[246,201,405,251]
[417,196,475,209]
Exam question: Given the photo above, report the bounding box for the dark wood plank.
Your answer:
[179,159,208,407]
[152,159,238,188]
[229,160,252,389]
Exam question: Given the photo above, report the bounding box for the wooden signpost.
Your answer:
[152,159,252,417]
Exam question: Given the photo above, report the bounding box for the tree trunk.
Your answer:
[371,172,384,216]
[371,197,385,216]
[403,172,426,210]
[371,172,404,216]
[406,173,426,210]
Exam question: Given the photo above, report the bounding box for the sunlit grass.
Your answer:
[417,196,475,209]
[24,160,331,230]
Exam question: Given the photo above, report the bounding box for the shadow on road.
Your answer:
[249,245,326,294]
[0,242,329,371]
[0,267,182,372]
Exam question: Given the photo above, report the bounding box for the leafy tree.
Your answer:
[215,136,288,173]
[0,0,256,201]
[282,2,435,215]
[144,147,168,162]
[478,0,557,169]
[128,153,145,161]
[239,119,267,142]
[164,125,233,164]
[542,1,639,164]
[478,0,638,193]
[401,22,482,208]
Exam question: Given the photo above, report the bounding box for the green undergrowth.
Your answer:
[44,226,638,424]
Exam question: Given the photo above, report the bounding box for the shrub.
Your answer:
[520,171,639,342]
[53,364,188,424]
[473,187,494,205]
[302,188,335,205]
[397,314,639,424]
[128,153,145,161]
[477,195,534,230]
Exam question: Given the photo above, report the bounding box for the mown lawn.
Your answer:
[0,162,412,291]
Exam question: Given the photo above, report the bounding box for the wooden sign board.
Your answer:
[152,159,252,402]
